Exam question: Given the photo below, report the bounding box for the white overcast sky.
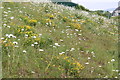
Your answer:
[72,0,120,10]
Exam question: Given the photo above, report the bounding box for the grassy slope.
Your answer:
[2,2,118,78]
[0,2,2,79]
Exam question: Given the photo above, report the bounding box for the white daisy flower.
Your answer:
[4,15,8,17]
[0,7,4,9]
[3,41,7,43]
[59,52,65,55]
[13,41,18,45]
[66,26,70,28]
[3,24,7,26]
[31,44,34,46]
[19,11,22,13]
[23,50,27,53]
[8,7,11,9]
[78,34,82,36]
[91,51,95,54]
[8,54,10,57]
[7,26,10,28]
[116,70,119,72]
[39,34,42,37]
[115,76,118,78]
[39,49,44,52]
[10,17,14,19]
[53,46,56,48]
[31,71,35,74]
[8,11,11,13]
[99,65,102,67]
[25,34,28,37]
[75,29,79,31]
[111,59,115,62]
[32,36,36,38]
[55,43,60,46]
[14,45,19,48]
[12,35,16,38]
[85,62,89,64]
[60,39,63,42]
[91,70,93,73]
[88,57,91,60]
[70,48,75,51]
[1,37,4,40]
[21,29,24,31]
[3,11,8,14]
[108,62,110,63]
[34,42,38,45]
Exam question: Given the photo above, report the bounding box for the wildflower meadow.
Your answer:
[1,2,119,78]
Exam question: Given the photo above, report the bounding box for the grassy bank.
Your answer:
[1,2,119,78]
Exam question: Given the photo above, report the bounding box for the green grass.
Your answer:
[0,2,2,79]
[1,2,119,78]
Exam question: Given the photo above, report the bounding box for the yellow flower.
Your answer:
[76,62,81,66]
[67,60,70,62]
[4,42,14,47]
[53,65,55,67]
[46,19,51,23]
[26,25,32,29]
[10,22,15,26]
[70,23,81,29]
[75,23,81,29]
[81,20,86,23]
[46,14,54,19]
[64,17,67,19]
[18,29,20,32]
[73,68,79,70]
[5,43,8,47]
[64,57,68,59]
[70,16,74,18]
[35,38,40,41]
[72,19,77,23]
[28,19,37,23]
[49,15,54,19]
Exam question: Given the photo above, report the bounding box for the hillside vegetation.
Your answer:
[1,2,119,78]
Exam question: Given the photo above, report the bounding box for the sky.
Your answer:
[72,0,120,10]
